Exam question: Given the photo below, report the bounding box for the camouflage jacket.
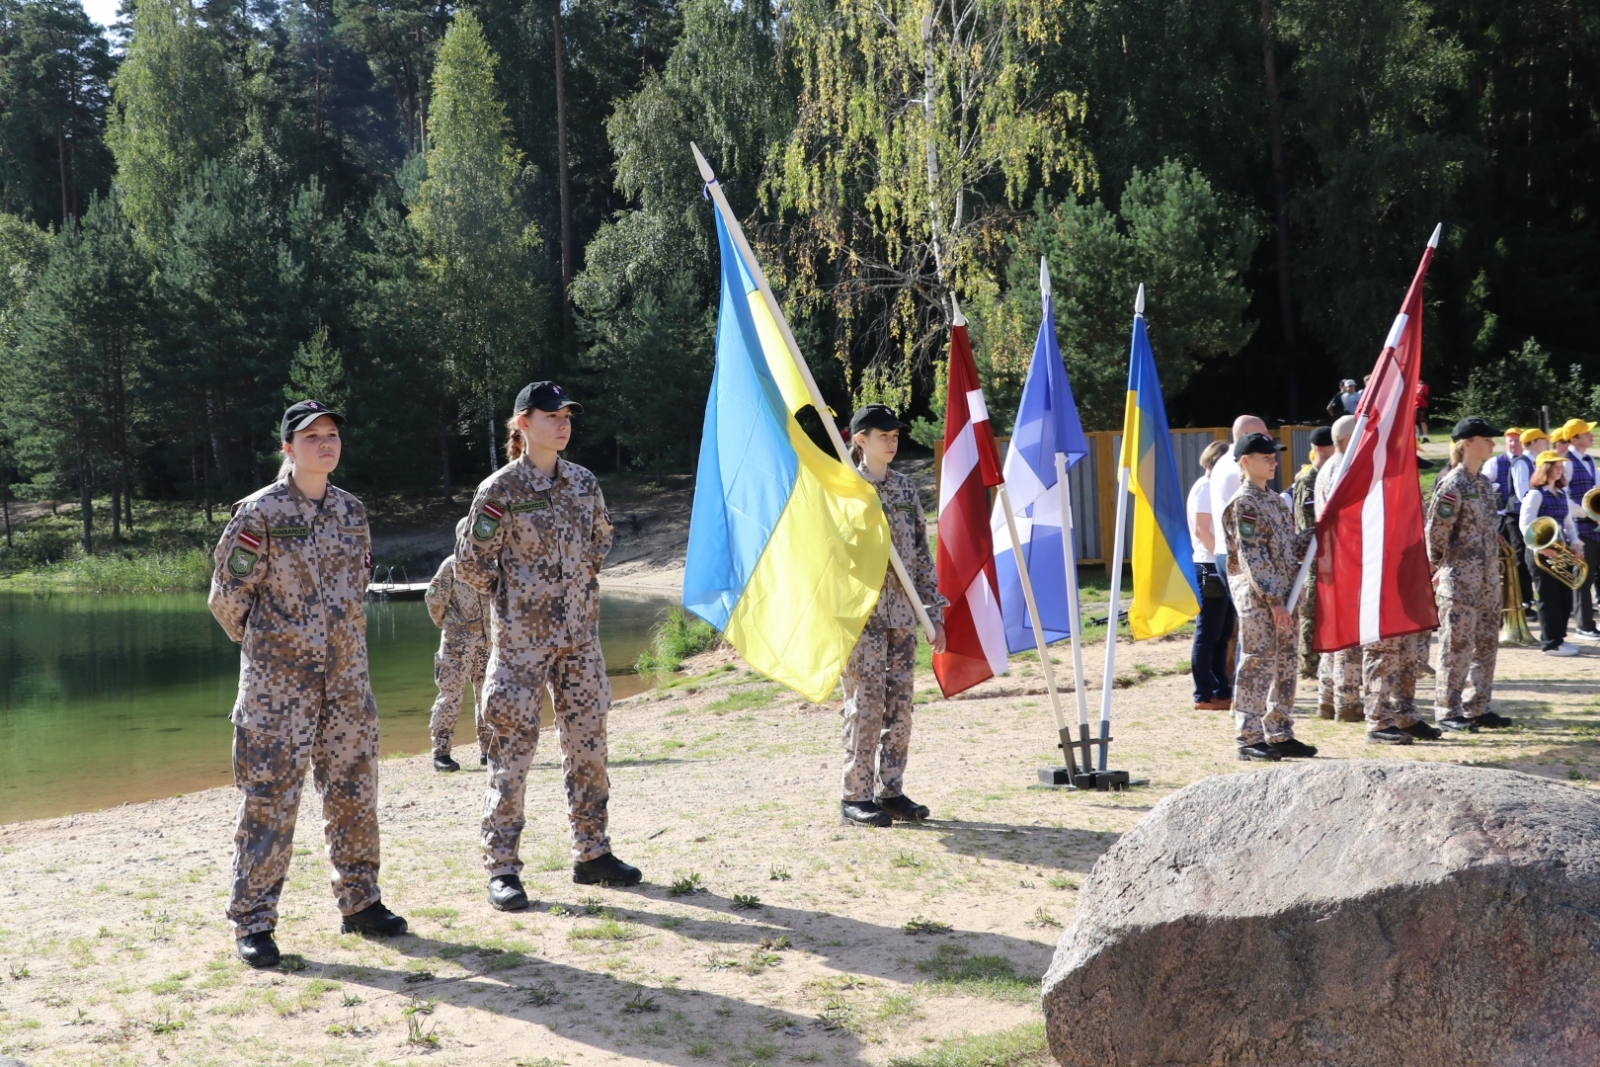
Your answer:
[208,478,374,737]
[1426,464,1498,599]
[1290,462,1320,533]
[455,456,614,649]
[1222,481,1309,606]
[861,465,947,631]
[425,554,488,645]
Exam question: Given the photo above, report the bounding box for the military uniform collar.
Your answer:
[519,454,568,492]
[281,476,337,515]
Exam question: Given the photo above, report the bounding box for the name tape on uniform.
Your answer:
[509,500,551,513]
[270,525,310,537]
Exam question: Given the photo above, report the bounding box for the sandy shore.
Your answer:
[4,629,1599,1065]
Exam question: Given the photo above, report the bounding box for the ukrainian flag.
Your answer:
[1117,307,1200,640]
[683,212,891,701]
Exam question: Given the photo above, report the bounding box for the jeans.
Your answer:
[1191,561,1236,701]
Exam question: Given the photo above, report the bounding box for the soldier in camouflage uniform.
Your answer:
[839,406,948,828]
[209,400,407,970]
[1292,427,1335,680]
[1314,416,1363,721]
[1222,433,1317,762]
[1428,418,1514,732]
[425,517,492,771]
[454,382,639,913]
[1361,632,1435,743]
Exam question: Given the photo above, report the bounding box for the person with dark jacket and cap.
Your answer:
[1427,418,1515,731]
[209,400,409,969]
[838,404,947,827]
[1291,426,1336,681]
[454,382,638,912]
[1221,432,1317,762]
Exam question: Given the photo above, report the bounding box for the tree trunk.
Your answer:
[921,11,946,291]
[123,465,134,532]
[440,402,453,504]
[111,478,121,541]
[2,467,11,549]
[1261,0,1299,420]
[486,340,499,470]
[57,122,71,224]
[554,2,574,344]
[200,433,213,526]
[77,415,92,554]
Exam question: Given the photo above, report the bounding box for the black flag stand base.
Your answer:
[1036,724,1137,791]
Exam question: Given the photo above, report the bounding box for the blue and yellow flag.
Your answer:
[1118,307,1200,640]
[682,212,891,701]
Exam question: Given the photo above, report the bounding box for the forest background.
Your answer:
[0,0,1596,557]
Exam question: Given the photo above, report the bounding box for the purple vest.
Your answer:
[1538,488,1571,524]
[1567,451,1599,541]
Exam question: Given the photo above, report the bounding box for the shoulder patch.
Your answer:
[236,528,262,551]
[1237,510,1259,542]
[227,547,258,577]
[473,500,504,541]
[269,525,310,537]
[508,500,550,514]
[894,502,917,514]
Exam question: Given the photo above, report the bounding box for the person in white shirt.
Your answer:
[1559,418,1600,639]
[1209,415,1269,563]
[1187,440,1234,710]
[1486,428,1535,617]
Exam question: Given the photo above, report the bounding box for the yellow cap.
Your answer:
[1504,427,1523,436]
[1563,418,1593,436]
[1536,450,1564,465]
[1551,426,1569,442]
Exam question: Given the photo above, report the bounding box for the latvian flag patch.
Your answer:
[237,529,262,550]
[482,501,505,520]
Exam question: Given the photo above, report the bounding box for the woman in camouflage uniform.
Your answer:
[838,405,948,828]
[209,400,407,969]
[455,382,639,913]
[1222,432,1317,763]
[425,516,493,771]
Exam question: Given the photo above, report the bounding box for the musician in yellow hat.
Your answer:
[1561,418,1600,640]
[1520,450,1584,656]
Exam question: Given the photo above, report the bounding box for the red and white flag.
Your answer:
[1313,225,1442,652]
[934,309,1010,696]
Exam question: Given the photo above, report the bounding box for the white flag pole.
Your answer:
[1098,464,1131,773]
[996,485,1072,766]
[692,143,935,643]
[1040,259,1090,735]
[1057,452,1090,732]
[1289,411,1370,611]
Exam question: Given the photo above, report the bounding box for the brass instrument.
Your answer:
[1499,535,1534,645]
[1584,487,1600,525]
[1527,516,1589,591]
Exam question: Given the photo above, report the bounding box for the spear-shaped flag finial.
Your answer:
[1428,222,1442,248]
[1040,257,1052,301]
[1135,283,1145,316]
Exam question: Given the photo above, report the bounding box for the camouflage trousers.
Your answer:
[1229,581,1299,746]
[1318,649,1361,713]
[226,689,382,937]
[428,638,491,757]
[1297,562,1319,678]
[840,625,917,802]
[1362,632,1429,730]
[1435,592,1499,720]
[480,641,611,872]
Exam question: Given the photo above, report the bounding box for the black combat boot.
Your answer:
[1366,727,1414,745]
[573,853,642,887]
[1475,711,1515,729]
[1270,738,1319,758]
[1236,742,1282,762]
[488,875,530,911]
[1401,721,1442,741]
[236,931,280,969]
[1437,715,1478,733]
[877,794,930,821]
[341,900,408,936]
[841,800,892,826]
[433,753,461,772]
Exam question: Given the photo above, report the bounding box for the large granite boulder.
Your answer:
[1042,761,1600,1067]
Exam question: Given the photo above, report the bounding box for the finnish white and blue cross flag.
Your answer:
[989,259,1090,653]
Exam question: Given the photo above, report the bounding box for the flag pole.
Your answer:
[692,143,936,643]
[1057,452,1090,734]
[1098,464,1131,773]
[1040,259,1091,738]
[995,483,1078,778]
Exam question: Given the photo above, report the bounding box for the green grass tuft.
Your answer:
[635,605,721,674]
[887,1021,1050,1067]
[913,944,1039,1003]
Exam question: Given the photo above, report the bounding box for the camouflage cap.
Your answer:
[281,399,344,441]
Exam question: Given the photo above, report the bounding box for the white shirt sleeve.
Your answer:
[1510,458,1531,502]
[1519,489,1542,536]
[1187,477,1212,563]
[1209,455,1239,562]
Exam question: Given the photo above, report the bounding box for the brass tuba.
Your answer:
[1584,487,1600,524]
[1528,517,1589,591]
[1499,536,1535,645]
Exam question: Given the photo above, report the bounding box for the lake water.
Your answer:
[0,589,675,824]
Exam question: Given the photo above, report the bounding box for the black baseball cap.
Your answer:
[281,399,344,441]
[514,381,583,414]
[1452,416,1497,441]
[1233,432,1285,460]
[849,404,910,434]
[1310,426,1334,447]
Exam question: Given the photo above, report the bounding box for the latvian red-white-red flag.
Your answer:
[1313,225,1443,652]
[934,306,1009,696]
